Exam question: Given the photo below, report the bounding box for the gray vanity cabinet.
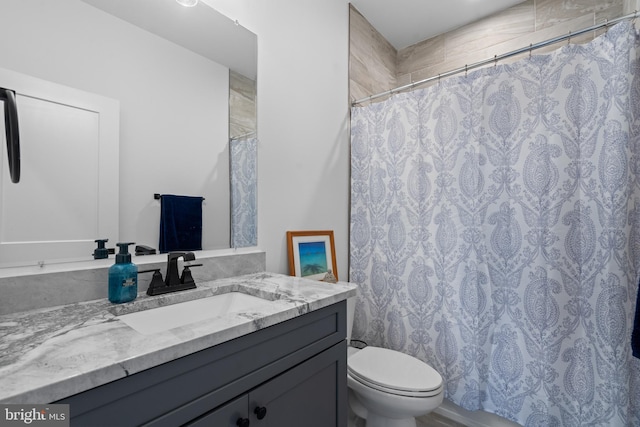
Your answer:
[189,341,343,426]
[247,344,341,427]
[56,301,347,427]
[186,395,248,426]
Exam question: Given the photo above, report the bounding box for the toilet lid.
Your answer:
[348,346,442,395]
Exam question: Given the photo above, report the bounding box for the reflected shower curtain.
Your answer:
[350,22,640,426]
[230,137,257,248]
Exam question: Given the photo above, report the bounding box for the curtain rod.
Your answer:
[352,10,639,106]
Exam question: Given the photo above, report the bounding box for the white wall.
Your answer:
[0,0,230,254]
[206,0,351,278]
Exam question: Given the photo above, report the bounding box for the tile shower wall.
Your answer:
[230,70,257,139]
[350,0,640,103]
[349,5,397,103]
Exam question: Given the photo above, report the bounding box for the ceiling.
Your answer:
[82,0,257,79]
[350,0,526,49]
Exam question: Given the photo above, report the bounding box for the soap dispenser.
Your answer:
[93,239,109,259]
[109,242,138,304]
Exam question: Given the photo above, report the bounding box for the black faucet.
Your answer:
[165,251,195,287]
[140,252,202,296]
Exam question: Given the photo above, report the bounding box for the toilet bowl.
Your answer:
[346,297,444,427]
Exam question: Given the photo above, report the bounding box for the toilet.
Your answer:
[346,297,444,427]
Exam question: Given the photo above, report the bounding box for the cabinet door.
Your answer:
[249,341,347,427]
[186,394,248,427]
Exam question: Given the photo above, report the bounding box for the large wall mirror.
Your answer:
[0,0,257,269]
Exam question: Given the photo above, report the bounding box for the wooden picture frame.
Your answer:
[286,230,338,281]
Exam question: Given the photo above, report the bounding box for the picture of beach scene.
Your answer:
[298,241,328,277]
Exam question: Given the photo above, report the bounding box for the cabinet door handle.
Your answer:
[253,406,267,420]
[236,417,250,427]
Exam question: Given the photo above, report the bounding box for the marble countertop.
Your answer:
[0,272,357,403]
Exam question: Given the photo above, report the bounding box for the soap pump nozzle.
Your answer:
[115,242,135,264]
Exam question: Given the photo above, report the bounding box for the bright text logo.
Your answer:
[0,405,69,427]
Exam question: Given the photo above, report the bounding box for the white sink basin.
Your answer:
[117,292,273,335]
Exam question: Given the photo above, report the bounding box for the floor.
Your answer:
[349,411,468,427]
[419,412,468,427]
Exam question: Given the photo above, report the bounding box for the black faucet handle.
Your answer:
[180,263,202,287]
[139,269,166,296]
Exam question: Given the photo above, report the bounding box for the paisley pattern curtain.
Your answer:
[230,137,257,248]
[350,22,640,426]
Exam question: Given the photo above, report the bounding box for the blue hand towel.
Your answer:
[633,281,640,359]
[159,194,204,253]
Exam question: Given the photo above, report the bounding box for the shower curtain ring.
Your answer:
[529,43,533,59]
[465,64,468,77]
[568,30,571,44]
[494,54,497,67]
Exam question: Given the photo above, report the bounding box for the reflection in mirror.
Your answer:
[229,69,258,248]
[0,0,257,268]
[0,67,119,267]
[230,137,257,248]
[229,71,257,139]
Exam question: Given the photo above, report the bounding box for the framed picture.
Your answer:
[287,230,338,281]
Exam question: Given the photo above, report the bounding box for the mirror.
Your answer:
[0,0,257,268]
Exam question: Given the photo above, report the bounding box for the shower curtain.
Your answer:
[230,136,258,248]
[350,21,640,426]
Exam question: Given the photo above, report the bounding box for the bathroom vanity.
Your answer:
[0,273,357,427]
